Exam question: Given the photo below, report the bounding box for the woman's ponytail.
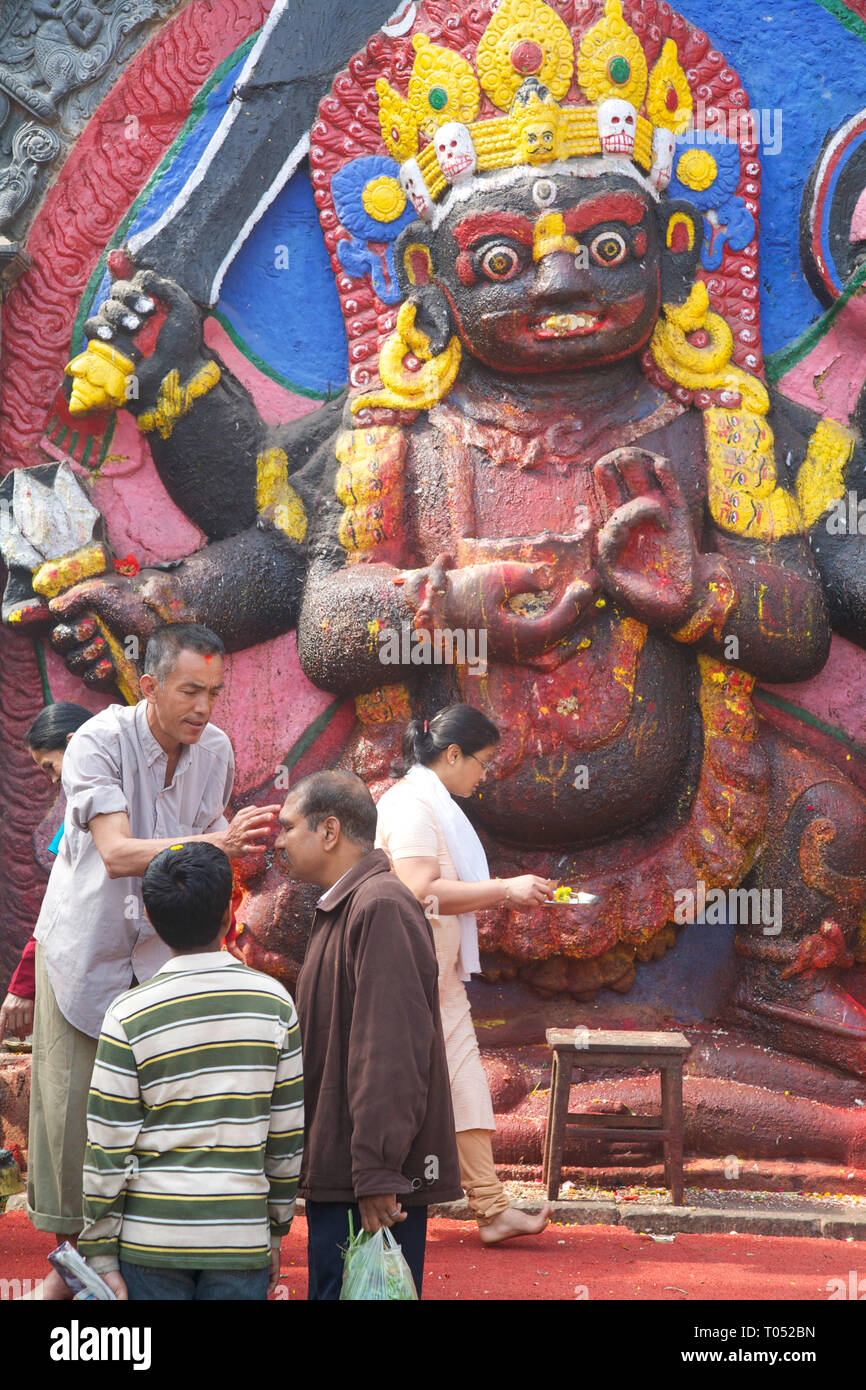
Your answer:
[397,704,500,774]
[401,716,436,767]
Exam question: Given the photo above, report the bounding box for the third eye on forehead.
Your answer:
[451,187,649,252]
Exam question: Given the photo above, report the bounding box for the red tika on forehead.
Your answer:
[309,0,763,409]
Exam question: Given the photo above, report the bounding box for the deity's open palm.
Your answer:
[594,448,698,629]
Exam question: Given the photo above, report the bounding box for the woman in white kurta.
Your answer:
[376,703,553,1244]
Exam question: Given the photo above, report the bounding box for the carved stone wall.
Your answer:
[0,0,185,242]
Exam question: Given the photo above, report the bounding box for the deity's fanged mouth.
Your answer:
[532,312,607,338]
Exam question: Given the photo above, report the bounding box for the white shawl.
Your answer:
[404,763,489,981]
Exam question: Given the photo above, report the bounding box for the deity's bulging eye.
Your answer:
[479,243,523,281]
[589,231,628,267]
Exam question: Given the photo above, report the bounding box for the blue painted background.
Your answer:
[684,0,866,357]
[85,0,866,389]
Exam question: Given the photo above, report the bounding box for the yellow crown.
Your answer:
[376,0,693,211]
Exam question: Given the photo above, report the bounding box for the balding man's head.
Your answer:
[291,771,377,849]
[276,771,378,888]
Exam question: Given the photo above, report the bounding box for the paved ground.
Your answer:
[434,1180,866,1240]
[3,1209,865,1301]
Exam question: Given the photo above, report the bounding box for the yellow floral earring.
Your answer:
[353,299,462,414]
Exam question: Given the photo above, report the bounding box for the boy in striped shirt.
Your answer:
[78,842,303,1300]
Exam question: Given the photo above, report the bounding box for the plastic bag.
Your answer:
[339,1211,418,1301]
[48,1242,117,1300]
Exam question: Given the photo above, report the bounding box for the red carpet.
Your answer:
[2,1210,863,1300]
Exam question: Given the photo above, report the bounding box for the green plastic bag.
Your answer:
[339,1211,419,1301]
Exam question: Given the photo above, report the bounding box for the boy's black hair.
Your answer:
[291,770,377,849]
[142,842,233,950]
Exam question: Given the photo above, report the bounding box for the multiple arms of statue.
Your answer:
[54,271,345,685]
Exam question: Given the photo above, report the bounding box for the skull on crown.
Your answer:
[434,121,477,184]
[400,157,435,220]
[650,127,677,191]
[598,97,637,155]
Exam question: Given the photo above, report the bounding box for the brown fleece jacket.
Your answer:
[296,849,461,1205]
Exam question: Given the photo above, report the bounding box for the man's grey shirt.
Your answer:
[35,700,234,1037]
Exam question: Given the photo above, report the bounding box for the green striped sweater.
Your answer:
[78,952,303,1272]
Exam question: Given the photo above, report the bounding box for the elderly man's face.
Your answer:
[145,648,224,746]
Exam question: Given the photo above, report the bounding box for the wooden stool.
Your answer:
[542,1028,692,1206]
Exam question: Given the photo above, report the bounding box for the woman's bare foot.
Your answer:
[478,1203,552,1245]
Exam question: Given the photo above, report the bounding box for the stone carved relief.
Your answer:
[15,0,866,1089]
[0,0,180,236]
[0,123,61,228]
[7,1,866,1185]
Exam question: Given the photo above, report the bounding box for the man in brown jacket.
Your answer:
[276,769,461,1300]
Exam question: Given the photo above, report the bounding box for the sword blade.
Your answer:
[127,0,400,306]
